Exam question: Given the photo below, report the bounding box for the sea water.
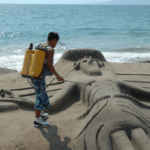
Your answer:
[0,4,150,71]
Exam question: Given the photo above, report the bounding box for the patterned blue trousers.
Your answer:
[31,76,50,111]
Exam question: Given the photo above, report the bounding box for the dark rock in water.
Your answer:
[140,60,150,63]
[0,68,18,74]
[0,89,5,97]
[138,59,150,63]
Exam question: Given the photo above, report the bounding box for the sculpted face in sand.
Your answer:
[80,57,102,76]
[1,49,150,150]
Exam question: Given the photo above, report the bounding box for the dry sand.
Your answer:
[0,62,150,150]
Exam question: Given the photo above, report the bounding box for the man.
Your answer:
[31,32,64,127]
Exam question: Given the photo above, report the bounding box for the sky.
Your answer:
[0,0,111,4]
[0,0,150,4]
[99,0,150,5]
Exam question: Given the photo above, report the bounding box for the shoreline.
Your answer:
[0,60,150,75]
[0,68,18,75]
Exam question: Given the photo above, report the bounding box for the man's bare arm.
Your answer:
[47,50,64,81]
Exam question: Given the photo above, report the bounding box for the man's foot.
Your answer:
[40,111,49,120]
[33,117,50,127]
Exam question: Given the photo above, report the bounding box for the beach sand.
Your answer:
[0,62,150,150]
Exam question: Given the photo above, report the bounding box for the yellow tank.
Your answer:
[21,49,46,79]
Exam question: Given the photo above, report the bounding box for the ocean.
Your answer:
[0,4,150,71]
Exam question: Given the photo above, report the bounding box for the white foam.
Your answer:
[55,46,69,51]
[0,55,24,71]
[54,53,63,64]
[1,51,150,72]
[0,53,63,72]
[103,52,150,63]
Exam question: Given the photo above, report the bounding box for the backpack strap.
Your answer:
[35,44,51,80]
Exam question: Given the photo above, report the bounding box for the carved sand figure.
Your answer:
[1,49,150,150]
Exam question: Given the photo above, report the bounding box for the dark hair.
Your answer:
[47,32,59,41]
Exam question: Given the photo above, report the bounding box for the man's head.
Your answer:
[47,32,59,48]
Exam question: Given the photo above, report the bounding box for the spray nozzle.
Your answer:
[28,43,33,50]
[59,41,65,46]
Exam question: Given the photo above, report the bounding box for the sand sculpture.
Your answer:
[1,49,150,150]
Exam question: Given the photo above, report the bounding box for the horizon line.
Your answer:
[0,3,150,5]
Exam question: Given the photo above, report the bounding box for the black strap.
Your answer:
[35,44,51,79]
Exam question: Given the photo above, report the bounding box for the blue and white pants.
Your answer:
[31,76,50,111]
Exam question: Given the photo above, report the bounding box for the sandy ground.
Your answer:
[0,100,86,150]
[1,62,150,150]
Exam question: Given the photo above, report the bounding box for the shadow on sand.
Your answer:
[39,125,72,150]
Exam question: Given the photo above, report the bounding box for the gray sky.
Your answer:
[100,0,150,5]
[0,0,150,4]
[0,0,111,4]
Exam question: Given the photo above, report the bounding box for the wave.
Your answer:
[1,46,150,56]
[0,48,150,72]
[0,31,43,39]
[0,47,25,55]
[102,46,150,53]
[103,51,150,63]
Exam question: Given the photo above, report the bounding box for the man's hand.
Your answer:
[57,76,64,82]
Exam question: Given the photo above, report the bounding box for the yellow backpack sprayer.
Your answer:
[21,43,47,79]
[21,42,65,89]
